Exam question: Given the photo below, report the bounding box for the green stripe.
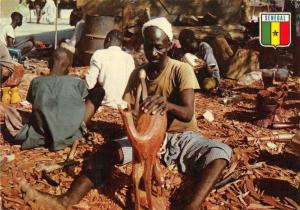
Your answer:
[261,22,271,45]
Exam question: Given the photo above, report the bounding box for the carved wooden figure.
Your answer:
[119,70,167,210]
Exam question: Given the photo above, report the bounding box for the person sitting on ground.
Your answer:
[64,8,85,49]
[0,12,35,60]
[1,47,89,151]
[82,29,135,123]
[20,17,232,210]
[41,0,56,24]
[2,30,129,150]
[177,29,221,91]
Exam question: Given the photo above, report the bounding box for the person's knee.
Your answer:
[0,45,12,60]
[101,141,124,164]
[27,41,34,49]
[220,143,233,160]
[87,141,123,166]
[86,86,105,108]
[81,155,103,186]
[81,141,122,186]
[207,145,232,167]
[18,41,34,55]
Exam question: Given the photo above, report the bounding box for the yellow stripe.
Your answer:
[271,22,280,46]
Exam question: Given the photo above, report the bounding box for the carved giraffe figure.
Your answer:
[118,69,167,210]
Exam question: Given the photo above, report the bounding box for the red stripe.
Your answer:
[280,22,289,45]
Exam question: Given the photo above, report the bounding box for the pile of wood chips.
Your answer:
[0,60,299,210]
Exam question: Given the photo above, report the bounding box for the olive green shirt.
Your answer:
[123,57,200,133]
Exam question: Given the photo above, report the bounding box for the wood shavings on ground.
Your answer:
[0,59,299,210]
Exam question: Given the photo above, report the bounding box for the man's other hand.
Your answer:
[141,95,168,115]
[194,58,206,70]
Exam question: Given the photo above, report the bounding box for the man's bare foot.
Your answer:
[132,189,168,210]
[20,180,66,210]
[184,202,199,210]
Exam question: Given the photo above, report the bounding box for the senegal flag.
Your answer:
[260,12,291,47]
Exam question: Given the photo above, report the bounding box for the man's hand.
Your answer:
[141,95,168,115]
[140,89,194,122]
[7,37,14,47]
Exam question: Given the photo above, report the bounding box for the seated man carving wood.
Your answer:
[119,69,167,209]
[20,17,232,210]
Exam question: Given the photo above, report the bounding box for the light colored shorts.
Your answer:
[114,131,232,175]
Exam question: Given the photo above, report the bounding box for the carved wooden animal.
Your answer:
[119,69,167,210]
[119,108,167,210]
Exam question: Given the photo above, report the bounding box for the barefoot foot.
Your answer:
[132,189,168,210]
[21,180,66,210]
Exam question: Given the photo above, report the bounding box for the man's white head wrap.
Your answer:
[142,17,173,42]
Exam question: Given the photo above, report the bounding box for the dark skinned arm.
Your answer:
[8,36,34,48]
[7,37,14,47]
[140,89,194,122]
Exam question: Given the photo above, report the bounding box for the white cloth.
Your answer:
[142,17,173,42]
[60,42,75,54]
[0,42,12,59]
[0,24,15,46]
[42,0,56,23]
[66,19,85,47]
[85,46,135,109]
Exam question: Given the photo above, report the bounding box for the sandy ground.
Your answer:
[0,59,300,209]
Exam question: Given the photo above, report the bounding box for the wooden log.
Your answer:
[215,171,240,189]
[35,160,78,173]
[272,123,299,129]
[36,139,80,173]
[67,139,80,160]
[246,133,295,142]
[284,132,300,158]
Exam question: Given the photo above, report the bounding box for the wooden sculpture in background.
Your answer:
[119,69,167,210]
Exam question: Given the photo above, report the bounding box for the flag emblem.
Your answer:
[259,12,291,48]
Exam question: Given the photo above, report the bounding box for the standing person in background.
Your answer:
[30,0,45,24]
[41,0,57,24]
[63,8,85,51]
[17,0,30,23]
